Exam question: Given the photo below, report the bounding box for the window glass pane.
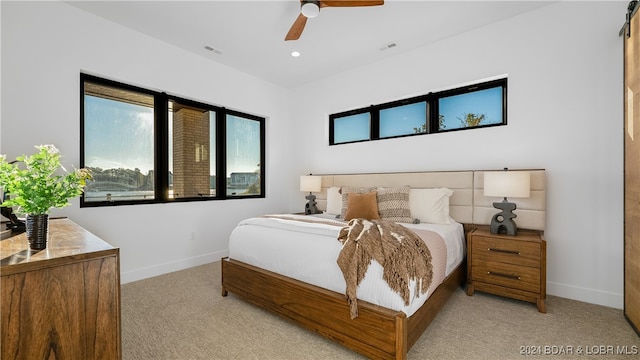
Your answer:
[380,102,427,137]
[333,113,370,144]
[169,100,216,199]
[226,115,261,197]
[83,82,155,202]
[438,86,503,131]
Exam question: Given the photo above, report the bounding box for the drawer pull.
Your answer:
[488,248,521,255]
[487,271,521,280]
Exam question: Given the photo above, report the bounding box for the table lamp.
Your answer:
[484,169,530,236]
[300,175,322,215]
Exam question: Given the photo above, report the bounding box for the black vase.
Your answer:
[26,214,49,250]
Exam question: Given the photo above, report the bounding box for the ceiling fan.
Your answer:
[285,0,384,41]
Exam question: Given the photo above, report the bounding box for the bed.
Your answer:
[221,170,545,359]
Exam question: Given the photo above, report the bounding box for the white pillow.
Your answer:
[325,186,343,215]
[409,188,454,224]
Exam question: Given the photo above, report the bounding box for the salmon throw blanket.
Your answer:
[336,218,433,319]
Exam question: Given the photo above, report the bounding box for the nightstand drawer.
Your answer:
[472,236,541,268]
[472,259,541,293]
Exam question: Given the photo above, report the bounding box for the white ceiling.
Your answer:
[66,0,554,88]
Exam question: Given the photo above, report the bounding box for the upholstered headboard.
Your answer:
[312,169,545,231]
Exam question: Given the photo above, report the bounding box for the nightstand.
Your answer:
[466,227,546,313]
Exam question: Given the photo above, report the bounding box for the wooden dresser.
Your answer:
[1,218,121,359]
[466,227,546,313]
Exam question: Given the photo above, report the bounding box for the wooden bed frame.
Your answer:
[220,170,546,359]
[221,256,466,360]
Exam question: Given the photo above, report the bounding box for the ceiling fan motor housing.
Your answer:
[286,0,384,41]
[301,0,320,18]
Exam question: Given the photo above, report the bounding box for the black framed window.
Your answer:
[330,111,371,144]
[225,112,264,197]
[379,99,428,138]
[329,78,507,145]
[434,79,506,132]
[80,73,265,207]
[168,99,217,199]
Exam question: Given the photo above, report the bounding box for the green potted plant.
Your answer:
[0,145,91,250]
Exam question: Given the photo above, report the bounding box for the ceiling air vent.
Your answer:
[379,42,397,51]
[204,46,222,55]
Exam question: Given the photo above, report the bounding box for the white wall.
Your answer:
[288,1,626,309]
[0,1,295,283]
[1,1,628,309]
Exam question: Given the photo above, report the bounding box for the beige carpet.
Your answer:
[121,261,640,359]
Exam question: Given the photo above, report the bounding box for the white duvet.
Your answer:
[228,214,465,317]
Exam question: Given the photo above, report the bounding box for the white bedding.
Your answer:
[228,214,465,317]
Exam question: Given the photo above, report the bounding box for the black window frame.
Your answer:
[328,107,374,145]
[80,73,265,207]
[377,95,429,139]
[329,77,507,145]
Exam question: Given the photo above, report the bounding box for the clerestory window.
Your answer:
[329,77,507,145]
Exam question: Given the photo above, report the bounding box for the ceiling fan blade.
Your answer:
[320,0,383,8]
[285,13,308,41]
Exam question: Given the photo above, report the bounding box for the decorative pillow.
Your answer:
[409,188,454,224]
[376,185,413,223]
[341,187,374,218]
[325,187,343,215]
[344,191,380,221]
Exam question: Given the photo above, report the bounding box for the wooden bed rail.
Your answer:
[221,256,466,359]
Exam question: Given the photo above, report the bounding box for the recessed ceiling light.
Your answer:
[291,51,301,57]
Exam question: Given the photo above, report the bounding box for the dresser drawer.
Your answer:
[472,235,541,268]
[472,259,541,293]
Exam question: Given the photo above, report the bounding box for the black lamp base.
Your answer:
[490,198,518,236]
[305,193,320,215]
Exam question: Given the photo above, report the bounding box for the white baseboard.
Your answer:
[120,250,228,284]
[120,257,625,310]
[547,281,623,309]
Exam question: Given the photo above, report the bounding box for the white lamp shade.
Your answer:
[300,175,322,193]
[301,2,320,18]
[484,171,530,198]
